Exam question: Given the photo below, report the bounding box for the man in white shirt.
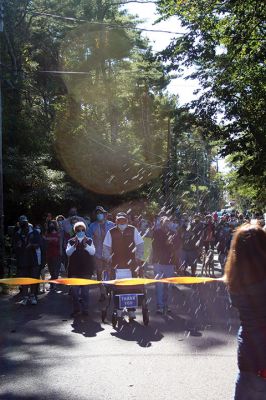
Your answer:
[102,212,144,320]
[103,212,144,271]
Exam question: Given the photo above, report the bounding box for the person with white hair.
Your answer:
[66,221,95,317]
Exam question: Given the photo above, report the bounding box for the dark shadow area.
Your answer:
[136,281,239,351]
[0,285,98,398]
[0,395,39,400]
[0,278,239,367]
[0,392,84,400]
[71,315,104,337]
[110,319,164,347]
[0,278,240,398]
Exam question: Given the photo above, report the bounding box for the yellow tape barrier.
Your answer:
[0,276,224,286]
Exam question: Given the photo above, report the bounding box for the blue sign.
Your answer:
[119,294,138,308]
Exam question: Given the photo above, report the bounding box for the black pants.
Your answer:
[47,257,61,280]
[20,265,41,296]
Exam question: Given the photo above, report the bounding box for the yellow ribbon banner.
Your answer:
[0,276,224,286]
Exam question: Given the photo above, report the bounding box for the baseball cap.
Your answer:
[19,215,28,223]
[95,206,107,213]
[116,212,128,220]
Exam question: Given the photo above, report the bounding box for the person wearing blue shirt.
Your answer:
[88,206,115,301]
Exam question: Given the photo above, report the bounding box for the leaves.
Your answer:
[157,0,266,192]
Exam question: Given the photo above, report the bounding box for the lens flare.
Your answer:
[55,23,167,194]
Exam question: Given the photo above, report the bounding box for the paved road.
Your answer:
[0,269,239,400]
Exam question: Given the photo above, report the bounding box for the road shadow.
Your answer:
[110,319,164,347]
[71,315,104,337]
[0,392,89,400]
[132,281,239,351]
[1,278,239,353]
[0,287,81,396]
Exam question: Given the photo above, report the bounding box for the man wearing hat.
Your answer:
[102,212,144,319]
[66,221,95,317]
[103,212,144,269]
[88,206,115,301]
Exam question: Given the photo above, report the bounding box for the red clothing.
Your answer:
[45,232,61,259]
[204,222,215,242]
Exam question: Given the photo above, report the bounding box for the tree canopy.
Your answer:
[157,0,266,200]
[2,0,226,224]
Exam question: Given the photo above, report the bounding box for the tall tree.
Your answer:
[157,0,266,194]
[2,0,174,221]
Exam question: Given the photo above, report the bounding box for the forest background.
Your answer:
[2,0,265,225]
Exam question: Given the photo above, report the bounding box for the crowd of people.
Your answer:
[7,205,266,399]
[11,206,264,310]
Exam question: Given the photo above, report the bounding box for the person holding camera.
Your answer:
[66,221,95,317]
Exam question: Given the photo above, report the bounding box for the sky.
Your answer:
[123,2,200,105]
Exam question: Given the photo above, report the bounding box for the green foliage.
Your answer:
[157,0,266,198]
[225,157,266,211]
[2,0,174,221]
[145,200,160,218]
[160,109,223,212]
[2,0,224,223]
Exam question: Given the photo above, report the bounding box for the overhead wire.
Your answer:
[86,134,165,169]
[28,11,266,41]
[28,11,185,35]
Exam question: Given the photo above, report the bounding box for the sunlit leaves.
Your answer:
[157,0,266,194]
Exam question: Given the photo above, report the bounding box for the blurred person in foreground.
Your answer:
[225,223,266,400]
[66,221,95,317]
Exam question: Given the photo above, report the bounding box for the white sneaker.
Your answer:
[30,296,37,305]
[21,296,29,306]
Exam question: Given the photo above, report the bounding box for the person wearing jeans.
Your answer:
[152,217,176,314]
[66,221,95,317]
[153,263,175,314]
[225,224,266,400]
[71,285,90,316]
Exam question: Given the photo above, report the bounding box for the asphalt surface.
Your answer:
[0,266,239,400]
